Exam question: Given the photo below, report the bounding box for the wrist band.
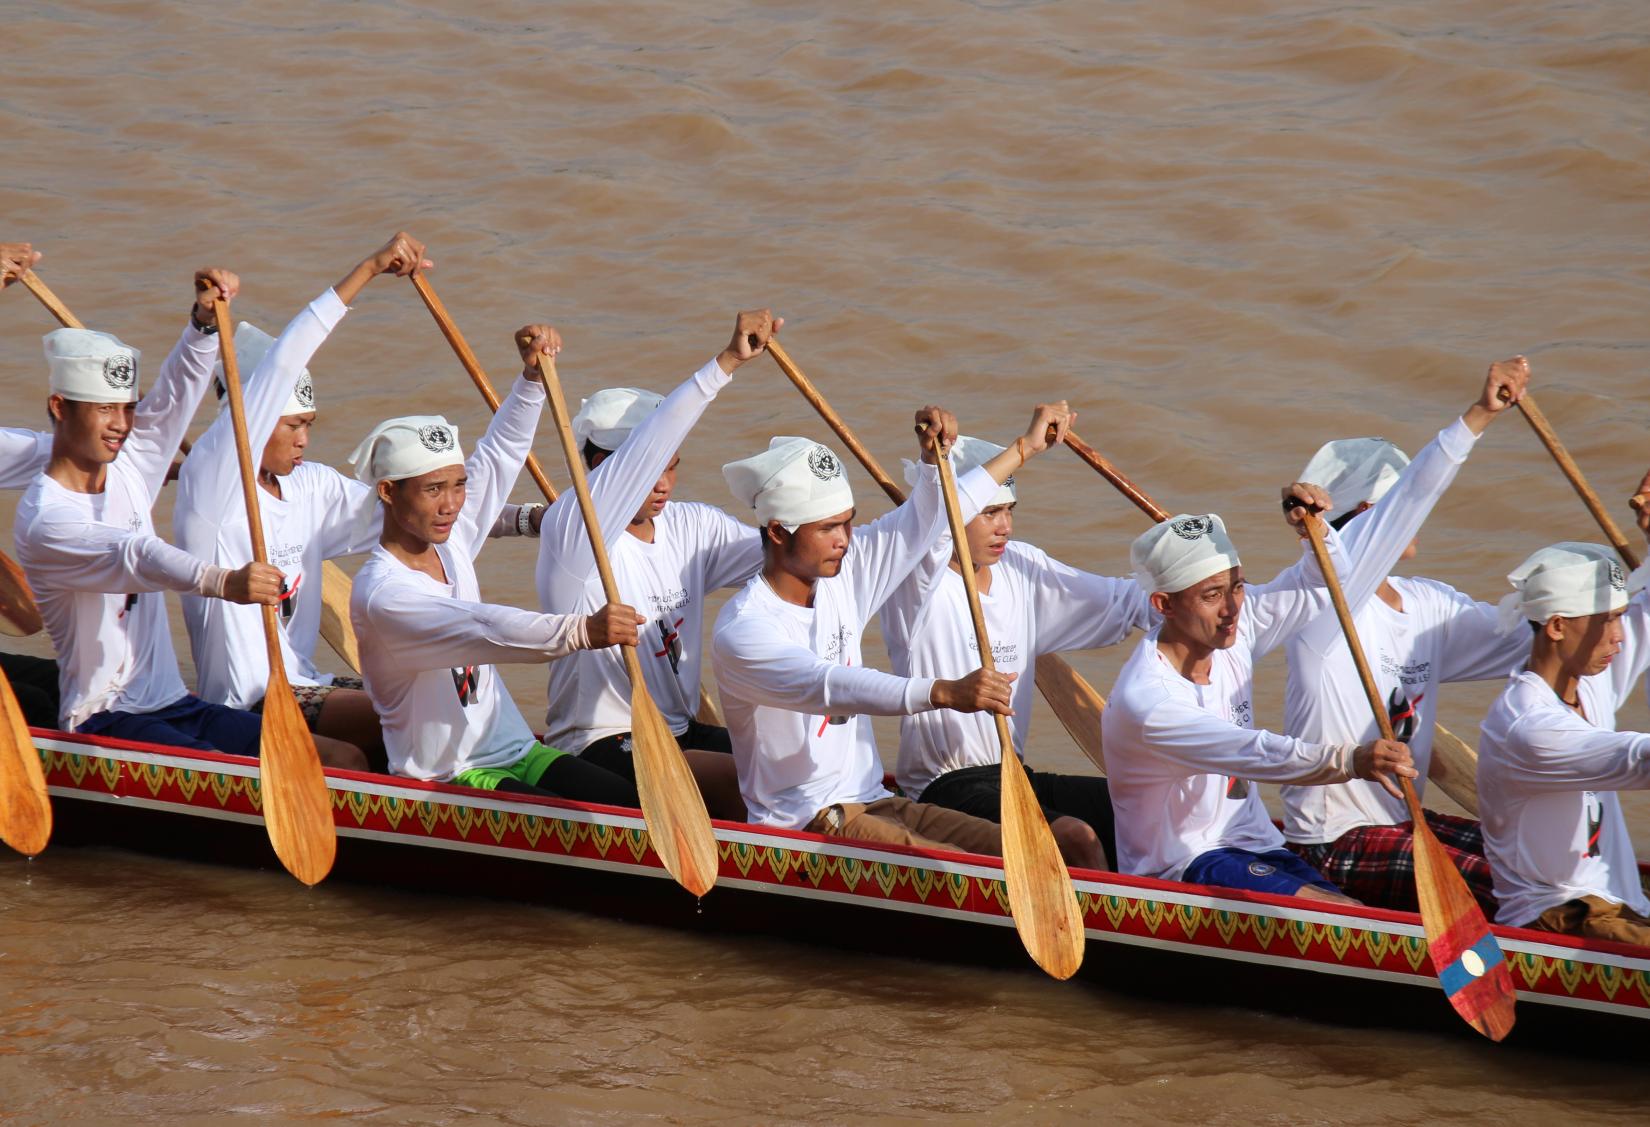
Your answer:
[189,303,220,336]
[1014,435,1029,465]
[517,504,543,537]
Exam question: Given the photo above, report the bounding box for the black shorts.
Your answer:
[580,718,732,781]
[1,651,60,729]
[917,762,1117,869]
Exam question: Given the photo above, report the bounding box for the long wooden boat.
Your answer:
[26,726,1650,1048]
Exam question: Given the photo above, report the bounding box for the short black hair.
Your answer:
[582,439,611,470]
[1329,509,1360,532]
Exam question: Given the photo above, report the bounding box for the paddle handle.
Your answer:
[1297,508,1426,824]
[19,270,84,329]
[766,338,905,505]
[410,272,559,504]
[534,353,625,604]
[929,432,1016,757]
[1505,391,1642,570]
[1062,430,1170,523]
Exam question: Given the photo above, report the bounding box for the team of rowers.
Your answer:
[5,232,1650,950]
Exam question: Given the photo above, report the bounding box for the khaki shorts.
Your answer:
[253,675,364,731]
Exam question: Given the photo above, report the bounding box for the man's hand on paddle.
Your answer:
[335,231,432,304]
[716,308,783,374]
[222,562,285,606]
[1464,355,1531,435]
[1354,737,1417,800]
[931,668,1017,715]
[515,323,562,382]
[0,242,42,288]
[193,268,241,331]
[1629,468,1650,543]
[916,405,960,464]
[585,603,646,649]
[1281,482,1333,533]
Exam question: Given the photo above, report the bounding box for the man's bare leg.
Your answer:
[313,733,369,772]
[684,748,746,821]
[315,688,386,773]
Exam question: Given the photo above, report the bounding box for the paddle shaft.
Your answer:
[1506,391,1641,570]
[18,270,83,329]
[1062,430,1170,523]
[212,298,282,643]
[766,339,905,505]
[410,272,558,503]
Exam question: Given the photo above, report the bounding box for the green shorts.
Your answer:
[452,742,568,791]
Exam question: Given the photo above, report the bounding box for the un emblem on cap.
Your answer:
[293,373,315,410]
[102,353,136,391]
[1610,562,1626,591]
[418,424,454,452]
[1170,515,1212,541]
[808,445,841,481]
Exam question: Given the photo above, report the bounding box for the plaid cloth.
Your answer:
[253,675,365,731]
[1287,810,1497,917]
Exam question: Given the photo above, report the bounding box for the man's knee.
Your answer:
[1051,815,1104,869]
[313,734,369,772]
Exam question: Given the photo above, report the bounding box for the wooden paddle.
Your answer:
[212,292,337,887]
[1505,391,1642,571]
[0,666,51,856]
[528,346,718,896]
[0,552,44,638]
[1298,507,1515,1039]
[408,273,723,728]
[928,431,1086,978]
[1061,429,1483,816]
[763,338,1110,771]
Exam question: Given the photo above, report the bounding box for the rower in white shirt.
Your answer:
[349,324,641,803]
[1479,520,1650,948]
[1,239,61,727]
[882,418,1150,871]
[13,269,291,756]
[175,233,437,772]
[712,408,1055,852]
[536,311,777,820]
[1281,358,1532,914]
[1102,458,1453,902]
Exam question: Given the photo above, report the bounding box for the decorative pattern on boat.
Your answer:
[39,742,1650,1016]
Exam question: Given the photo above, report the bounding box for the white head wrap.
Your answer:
[43,328,141,404]
[902,435,1015,508]
[347,415,465,485]
[213,322,315,417]
[1300,437,1410,524]
[1495,541,1638,634]
[573,387,664,451]
[1131,513,1242,595]
[723,436,855,531]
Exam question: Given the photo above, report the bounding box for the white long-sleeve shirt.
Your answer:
[1103,437,1468,882]
[352,376,584,781]
[1282,418,1528,843]
[174,288,384,709]
[1479,593,1650,927]
[13,323,220,728]
[1,428,52,490]
[536,358,759,751]
[712,463,999,829]
[884,537,1154,797]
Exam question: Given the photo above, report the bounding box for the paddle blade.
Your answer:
[0,551,44,638]
[318,561,362,674]
[258,671,337,886]
[626,656,718,896]
[1032,654,1107,774]
[0,672,51,856]
[1411,808,1516,1040]
[999,751,1085,979]
[1426,724,1480,818]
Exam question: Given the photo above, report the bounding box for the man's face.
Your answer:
[771,508,856,581]
[965,503,1014,568]
[589,447,679,524]
[1155,566,1246,650]
[50,395,134,465]
[261,412,317,478]
[1550,608,1626,678]
[380,463,466,546]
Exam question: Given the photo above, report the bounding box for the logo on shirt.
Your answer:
[419,424,455,453]
[451,664,478,706]
[807,445,842,481]
[1583,792,1603,858]
[1387,686,1424,744]
[655,614,685,675]
[1246,860,1275,877]
[292,371,315,410]
[1170,516,1211,541]
[102,352,136,391]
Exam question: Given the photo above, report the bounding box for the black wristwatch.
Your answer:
[189,303,219,335]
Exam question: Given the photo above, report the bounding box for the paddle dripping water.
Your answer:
[4,0,1650,1119]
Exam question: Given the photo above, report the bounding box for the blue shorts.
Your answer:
[77,694,262,759]
[1183,847,1343,897]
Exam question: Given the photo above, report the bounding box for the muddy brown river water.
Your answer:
[4,1,1650,1121]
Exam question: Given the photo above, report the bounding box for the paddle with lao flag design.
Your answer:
[1293,500,1516,1040]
